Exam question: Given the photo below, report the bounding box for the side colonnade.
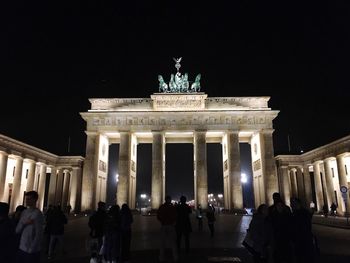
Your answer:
[276,135,350,215]
[0,134,84,213]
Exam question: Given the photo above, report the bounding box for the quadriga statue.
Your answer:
[190,74,201,92]
[158,75,168,93]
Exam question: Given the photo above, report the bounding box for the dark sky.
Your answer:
[2,2,350,203]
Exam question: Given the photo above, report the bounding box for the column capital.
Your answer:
[0,151,8,157]
[336,152,350,159]
[259,129,275,135]
[151,130,164,135]
[313,160,323,165]
[24,158,36,164]
[85,131,98,136]
[226,130,239,135]
[324,157,336,163]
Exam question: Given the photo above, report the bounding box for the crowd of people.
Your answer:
[88,201,133,263]
[0,189,333,263]
[245,192,318,263]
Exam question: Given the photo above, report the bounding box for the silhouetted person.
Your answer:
[330,202,337,216]
[291,198,315,263]
[88,201,107,252]
[206,204,216,237]
[0,202,16,263]
[101,205,121,263]
[48,205,68,259]
[322,204,329,217]
[16,191,44,263]
[44,205,54,254]
[12,205,27,252]
[267,192,293,263]
[120,203,133,262]
[196,204,203,231]
[175,196,192,254]
[157,195,178,262]
[66,203,72,215]
[248,204,270,263]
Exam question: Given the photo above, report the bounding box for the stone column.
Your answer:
[303,165,313,207]
[55,169,64,205]
[151,131,164,209]
[194,131,208,209]
[227,131,243,209]
[62,170,71,208]
[47,167,57,206]
[313,161,324,211]
[69,167,82,213]
[10,156,23,212]
[25,160,36,192]
[336,154,350,213]
[290,169,298,198]
[117,132,131,206]
[320,164,330,207]
[280,166,291,206]
[37,163,47,210]
[260,130,278,205]
[296,166,305,202]
[0,152,8,202]
[81,132,98,211]
[324,158,336,206]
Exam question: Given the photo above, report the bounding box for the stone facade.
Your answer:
[0,134,84,212]
[276,135,350,215]
[81,93,280,210]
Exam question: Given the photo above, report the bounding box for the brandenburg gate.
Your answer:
[80,60,279,211]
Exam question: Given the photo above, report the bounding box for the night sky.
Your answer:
[2,2,350,205]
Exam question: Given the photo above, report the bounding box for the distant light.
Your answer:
[241,173,247,184]
[116,173,119,183]
[300,150,304,153]
[140,194,147,199]
[218,194,223,198]
[148,199,151,202]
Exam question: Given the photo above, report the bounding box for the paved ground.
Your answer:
[41,213,350,263]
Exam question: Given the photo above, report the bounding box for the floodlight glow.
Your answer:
[241,173,247,183]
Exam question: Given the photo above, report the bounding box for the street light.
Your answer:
[140,194,147,199]
[116,173,119,183]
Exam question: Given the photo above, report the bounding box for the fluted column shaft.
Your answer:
[280,166,291,206]
[290,169,298,197]
[69,167,82,213]
[47,167,57,206]
[313,162,324,211]
[62,171,71,208]
[324,158,336,205]
[81,133,98,211]
[37,163,47,210]
[260,131,278,205]
[0,152,8,202]
[151,132,164,209]
[296,167,305,203]
[117,132,131,206]
[55,169,64,205]
[25,161,36,192]
[336,155,350,213]
[194,131,208,209]
[303,165,313,207]
[227,131,243,209]
[10,157,24,212]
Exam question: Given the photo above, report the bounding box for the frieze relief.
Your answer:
[91,115,271,129]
